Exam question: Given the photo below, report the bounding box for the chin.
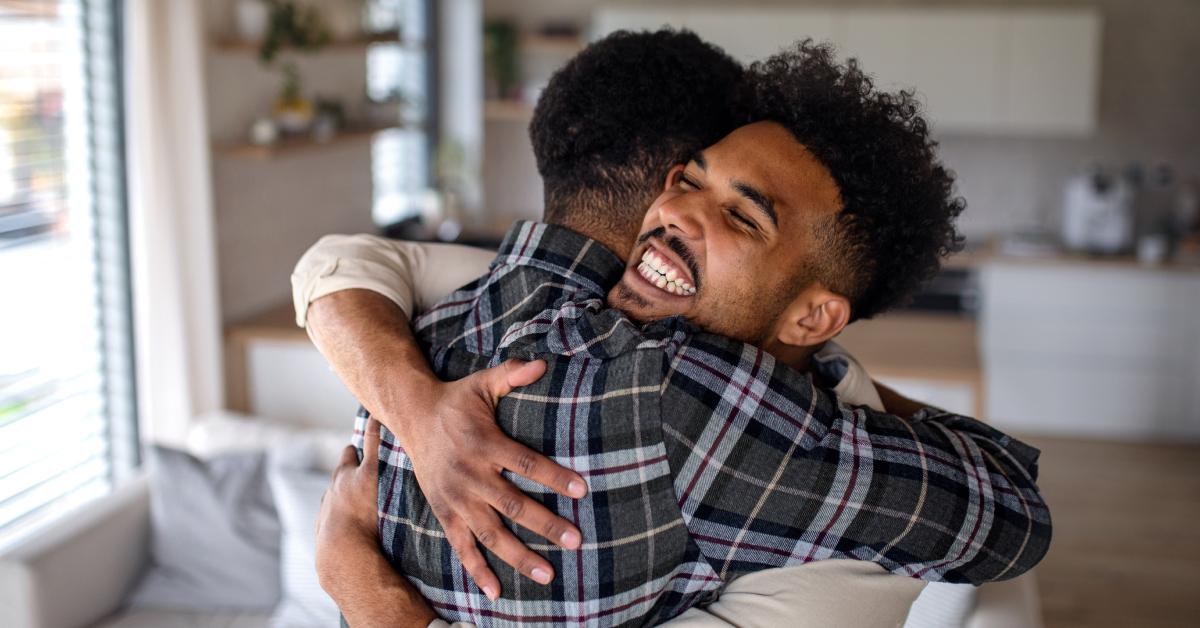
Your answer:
[611,279,678,323]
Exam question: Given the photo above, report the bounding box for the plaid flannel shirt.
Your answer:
[352,221,1051,627]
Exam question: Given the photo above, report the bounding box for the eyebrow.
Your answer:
[731,180,778,227]
[690,151,707,171]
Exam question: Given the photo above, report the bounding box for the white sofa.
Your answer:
[0,413,1044,628]
[0,472,272,628]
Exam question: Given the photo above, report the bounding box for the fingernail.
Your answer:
[482,586,497,601]
[531,567,552,584]
[560,529,581,548]
[567,480,587,497]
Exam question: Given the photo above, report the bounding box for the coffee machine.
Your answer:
[1061,167,1134,255]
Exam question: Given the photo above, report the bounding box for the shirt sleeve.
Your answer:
[815,340,886,412]
[659,332,1051,586]
[290,233,494,328]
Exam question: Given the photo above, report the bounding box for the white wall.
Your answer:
[479,0,1200,240]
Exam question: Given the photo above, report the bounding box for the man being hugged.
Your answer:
[300,35,1050,627]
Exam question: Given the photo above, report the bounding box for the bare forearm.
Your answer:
[306,289,438,435]
[318,532,437,628]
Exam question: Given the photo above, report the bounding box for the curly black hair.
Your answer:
[530,29,743,247]
[742,40,965,321]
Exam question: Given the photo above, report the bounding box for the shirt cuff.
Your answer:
[290,257,417,329]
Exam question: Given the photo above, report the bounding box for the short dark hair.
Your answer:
[742,40,965,321]
[530,29,743,241]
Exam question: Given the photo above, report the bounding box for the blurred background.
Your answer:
[1,1,1197,627]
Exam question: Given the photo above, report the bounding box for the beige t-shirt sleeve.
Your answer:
[819,339,886,412]
[290,233,495,328]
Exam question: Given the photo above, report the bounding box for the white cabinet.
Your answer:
[979,261,1200,440]
[225,306,360,431]
[841,9,1008,132]
[592,6,1101,136]
[1004,10,1102,134]
[683,8,839,63]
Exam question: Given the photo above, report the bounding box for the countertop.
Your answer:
[944,239,1200,275]
[835,312,980,384]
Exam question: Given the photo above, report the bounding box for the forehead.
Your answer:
[702,121,842,226]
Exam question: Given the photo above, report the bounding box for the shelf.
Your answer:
[520,34,584,55]
[210,33,421,54]
[484,100,534,122]
[217,125,400,160]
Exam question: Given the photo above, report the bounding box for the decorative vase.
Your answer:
[235,0,270,43]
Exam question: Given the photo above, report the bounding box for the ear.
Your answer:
[662,164,686,192]
[774,287,851,349]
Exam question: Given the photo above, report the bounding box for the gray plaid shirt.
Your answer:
[353,221,1050,627]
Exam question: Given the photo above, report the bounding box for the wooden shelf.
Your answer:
[211,33,420,54]
[217,125,400,160]
[520,34,584,54]
[484,100,534,122]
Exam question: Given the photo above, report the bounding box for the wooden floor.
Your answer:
[1022,435,1200,628]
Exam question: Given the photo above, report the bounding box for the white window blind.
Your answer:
[0,0,136,542]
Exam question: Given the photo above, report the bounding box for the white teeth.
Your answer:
[637,247,696,296]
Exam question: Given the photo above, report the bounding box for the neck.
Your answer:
[547,216,635,261]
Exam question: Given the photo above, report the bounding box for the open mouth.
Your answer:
[635,243,696,296]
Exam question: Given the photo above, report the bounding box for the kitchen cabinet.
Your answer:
[840,9,1008,132]
[1005,11,1101,134]
[979,260,1200,440]
[592,6,1101,136]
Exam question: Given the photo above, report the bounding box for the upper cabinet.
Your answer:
[592,6,1102,136]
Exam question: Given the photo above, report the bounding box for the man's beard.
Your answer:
[613,281,652,322]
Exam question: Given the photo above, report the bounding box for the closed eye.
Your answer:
[727,208,758,231]
[677,171,699,190]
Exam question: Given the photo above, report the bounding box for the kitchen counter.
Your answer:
[835,312,983,417]
[945,239,1200,275]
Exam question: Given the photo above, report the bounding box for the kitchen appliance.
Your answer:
[1061,168,1135,254]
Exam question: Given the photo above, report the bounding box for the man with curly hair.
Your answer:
[299,35,1049,627]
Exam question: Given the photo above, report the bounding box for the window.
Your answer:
[0,0,136,542]
[365,0,438,227]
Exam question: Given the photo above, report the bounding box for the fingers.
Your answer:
[467,507,555,586]
[362,417,382,467]
[502,441,588,499]
[477,359,547,404]
[503,359,547,389]
[444,520,501,601]
[487,481,581,550]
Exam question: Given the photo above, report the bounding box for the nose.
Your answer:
[656,194,704,240]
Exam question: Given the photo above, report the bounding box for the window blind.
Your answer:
[0,0,136,541]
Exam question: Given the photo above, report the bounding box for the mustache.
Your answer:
[636,227,702,292]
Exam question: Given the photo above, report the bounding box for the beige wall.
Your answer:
[202,0,377,323]
[482,0,1200,238]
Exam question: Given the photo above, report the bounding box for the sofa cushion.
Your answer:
[127,446,281,611]
[267,446,342,628]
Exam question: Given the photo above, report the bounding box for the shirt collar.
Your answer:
[492,221,627,298]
